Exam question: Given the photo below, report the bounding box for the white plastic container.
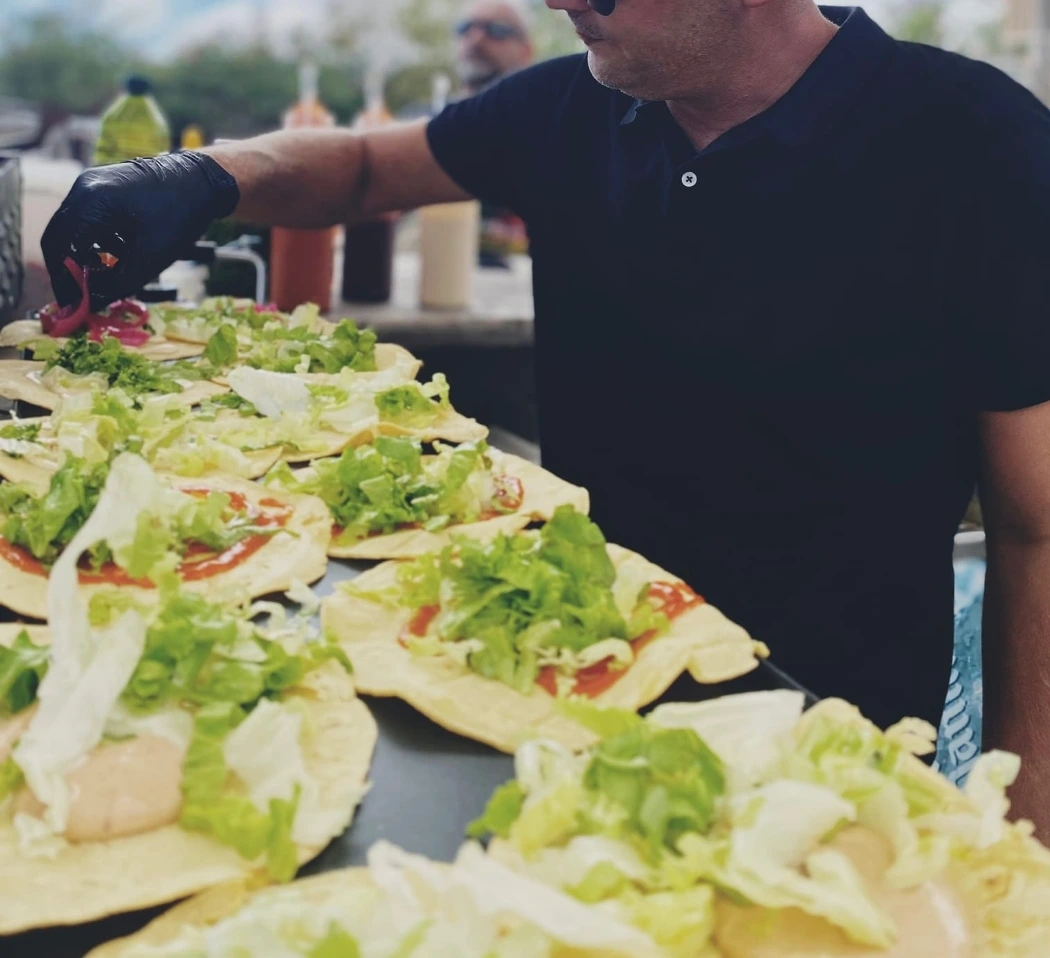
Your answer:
[419,200,480,310]
[19,155,82,268]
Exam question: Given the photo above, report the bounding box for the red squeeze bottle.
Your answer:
[270,63,335,312]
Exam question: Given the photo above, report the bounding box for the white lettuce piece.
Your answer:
[649,690,805,791]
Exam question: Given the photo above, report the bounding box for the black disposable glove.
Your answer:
[42,152,240,311]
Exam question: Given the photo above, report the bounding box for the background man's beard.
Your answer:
[458,57,502,91]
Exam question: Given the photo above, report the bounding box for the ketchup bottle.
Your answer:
[269,63,335,312]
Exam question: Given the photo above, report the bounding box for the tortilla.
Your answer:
[85,870,378,958]
[0,320,207,361]
[157,310,343,346]
[322,545,767,754]
[0,474,332,621]
[210,343,423,387]
[711,698,1050,958]
[0,360,228,411]
[323,454,590,560]
[0,420,283,495]
[0,627,378,935]
[277,408,490,464]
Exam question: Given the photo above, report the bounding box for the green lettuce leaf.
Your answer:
[0,457,110,564]
[582,723,726,855]
[394,507,657,695]
[0,756,23,801]
[35,335,187,399]
[466,779,526,839]
[308,924,362,958]
[202,323,238,367]
[0,421,41,443]
[269,438,496,545]
[0,629,50,715]
[557,702,643,740]
[120,590,333,714]
[179,701,301,882]
[375,374,450,426]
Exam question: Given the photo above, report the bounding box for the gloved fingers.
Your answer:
[41,205,82,309]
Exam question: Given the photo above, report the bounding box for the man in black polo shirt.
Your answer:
[44,2,1050,831]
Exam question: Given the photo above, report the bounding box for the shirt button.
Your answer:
[681,172,698,188]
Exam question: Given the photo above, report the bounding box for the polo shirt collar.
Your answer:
[619,6,895,147]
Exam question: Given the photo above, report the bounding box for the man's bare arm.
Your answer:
[980,402,1050,838]
[203,121,473,229]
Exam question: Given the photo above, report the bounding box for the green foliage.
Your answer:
[0,15,133,115]
[892,3,943,45]
[0,2,581,137]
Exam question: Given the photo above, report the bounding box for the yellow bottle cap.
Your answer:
[180,124,204,150]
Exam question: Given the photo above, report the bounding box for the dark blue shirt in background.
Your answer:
[427,6,1050,728]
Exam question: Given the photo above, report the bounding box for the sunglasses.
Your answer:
[454,19,525,41]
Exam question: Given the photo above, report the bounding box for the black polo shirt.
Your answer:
[427,6,1050,729]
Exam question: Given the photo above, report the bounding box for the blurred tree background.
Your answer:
[0,2,579,143]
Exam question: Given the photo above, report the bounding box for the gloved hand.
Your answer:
[42,152,240,311]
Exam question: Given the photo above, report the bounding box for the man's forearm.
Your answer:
[203,130,370,229]
[983,536,1050,837]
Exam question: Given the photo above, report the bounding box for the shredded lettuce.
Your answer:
[394,506,666,694]
[0,421,41,444]
[375,374,450,426]
[33,335,191,400]
[0,454,282,576]
[179,701,301,882]
[200,318,378,378]
[477,693,1050,957]
[0,756,23,801]
[268,438,503,544]
[0,630,50,715]
[0,457,109,564]
[466,779,526,839]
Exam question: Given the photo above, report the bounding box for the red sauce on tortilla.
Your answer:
[0,488,291,586]
[536,581,705,699]
[0,537,46,576]
[398,604,440,648]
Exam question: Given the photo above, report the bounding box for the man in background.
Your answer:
[456,0,534,96]
[455,0,534,266]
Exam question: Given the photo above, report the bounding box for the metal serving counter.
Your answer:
[2,550,812,958]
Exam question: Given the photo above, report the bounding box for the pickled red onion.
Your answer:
[38,260,152,345]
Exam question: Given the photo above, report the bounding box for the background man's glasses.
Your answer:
[454,19,524,41]
[588,0,617,13]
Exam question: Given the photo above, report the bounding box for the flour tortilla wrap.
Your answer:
[0,420,283,495]
[159,311,343,346]
[0,475,332,621]
[278,409,490,463]
[86,870,379,958]
[0,360,228,411]
[209,343,422,387]
[712,698,1050,958]
[321,454,590,560]
[86,841,662,958]
[0,629,378,935]
[0,320,207,361]
[322,545,767,754]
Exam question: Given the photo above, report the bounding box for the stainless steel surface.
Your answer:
[4,552,806,957]
[216,242,267,306]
